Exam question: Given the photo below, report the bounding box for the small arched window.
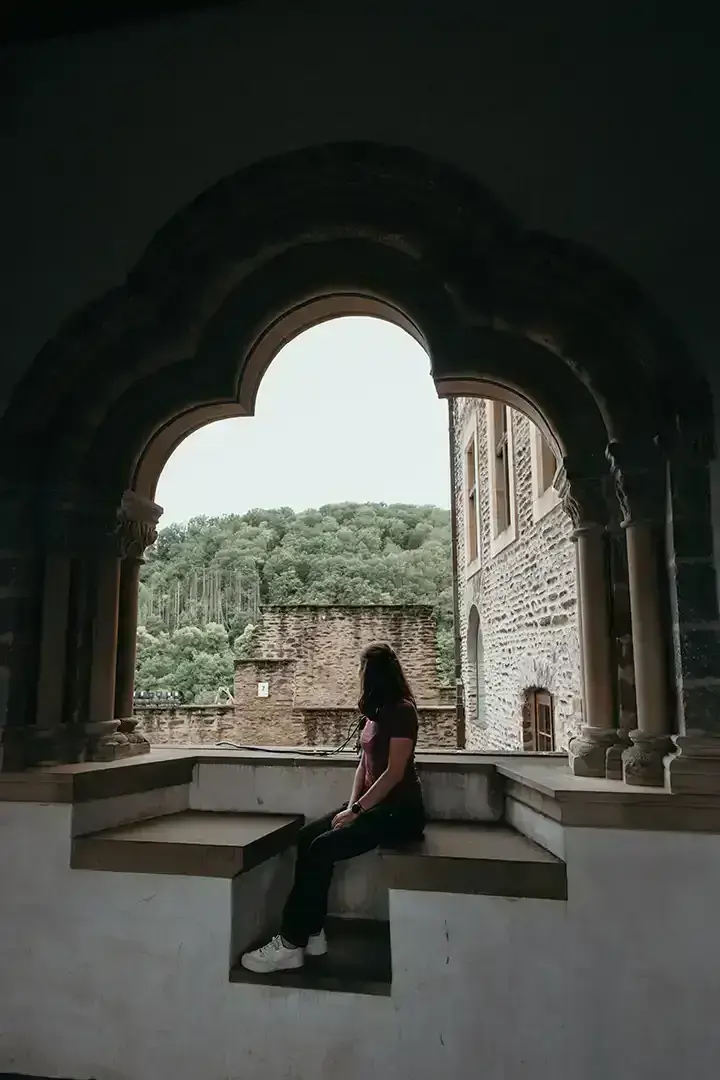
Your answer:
[467,605,485,727]
[522,688,555,751]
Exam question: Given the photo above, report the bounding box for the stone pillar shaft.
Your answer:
[557,463,619,777]
[608,441,673,786]
[85,553,123,756]
[115,557,142,720]
[111,490,162,755]
[624,522,669,737]
[575,526,614,731]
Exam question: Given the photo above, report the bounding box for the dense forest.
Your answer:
[136,503,453,703]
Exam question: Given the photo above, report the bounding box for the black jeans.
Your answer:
[280,801,425,947]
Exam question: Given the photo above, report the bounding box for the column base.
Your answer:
[622,730,674,787]
[568,726,618,777]
[664,732,720,795]
[605,730,632,781]
[118,716,151,756]
[84,720,133,762]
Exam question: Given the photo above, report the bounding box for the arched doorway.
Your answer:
[0,142,711,790]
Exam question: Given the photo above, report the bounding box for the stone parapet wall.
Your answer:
[136,704,458,749]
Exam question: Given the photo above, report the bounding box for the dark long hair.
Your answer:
[358,643,416,718]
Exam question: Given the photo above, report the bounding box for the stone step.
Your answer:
[381,821,567,900]
[71,810,303,878]
[230,916,392,997]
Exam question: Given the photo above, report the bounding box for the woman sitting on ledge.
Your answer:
[241,642,426,974]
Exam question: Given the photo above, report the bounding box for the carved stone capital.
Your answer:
[606,440,666,527]
[568,726,618,777]
[554,463,610,534]
[116,491,163,561]
[622,730,674,787]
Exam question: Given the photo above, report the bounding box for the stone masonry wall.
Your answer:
[249,605,442,706]
[137,704,457,749]
[453,399,582,750]
[136,604,458,749]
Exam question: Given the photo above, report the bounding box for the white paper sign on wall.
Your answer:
[257,682,269,698]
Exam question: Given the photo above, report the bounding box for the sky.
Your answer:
[155,317,451,524]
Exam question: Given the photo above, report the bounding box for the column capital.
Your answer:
[554,461,610,534]
[116,491,163,561]
[606,439,666,527]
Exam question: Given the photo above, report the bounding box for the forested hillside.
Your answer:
[136,503,453,703]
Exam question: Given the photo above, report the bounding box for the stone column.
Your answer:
[0,486,44,770]
[113,491,162,754]
[557,465,619,776]
[85,547,125,760]
[67,495,134,763]
[663,430,720,794]
[608,442,673,786]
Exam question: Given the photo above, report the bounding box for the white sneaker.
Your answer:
[305,930,327,957]
[241,935,304,974]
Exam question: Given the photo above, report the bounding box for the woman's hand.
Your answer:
[332,808,358,830]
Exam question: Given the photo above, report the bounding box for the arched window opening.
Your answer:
[466,606,485,728]
[522,689,555,752]
[129,315,460,754]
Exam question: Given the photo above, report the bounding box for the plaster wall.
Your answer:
[188,758,503,822]
[1,797,719,1079]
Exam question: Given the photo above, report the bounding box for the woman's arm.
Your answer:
[356,738,413,811]
[347,755,367,809]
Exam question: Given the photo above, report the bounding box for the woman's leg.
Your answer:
[280,806,398,948]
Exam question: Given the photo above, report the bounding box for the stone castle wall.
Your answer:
[248,605,443,706]
[453,399,582,750]
[136,604,458,749]
[137,704,457,750]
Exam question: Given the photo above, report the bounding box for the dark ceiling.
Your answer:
[2,0,248,45]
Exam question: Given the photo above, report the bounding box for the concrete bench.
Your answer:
[71,810,303,877]
[381,821,567,901]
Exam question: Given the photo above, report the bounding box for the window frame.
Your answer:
[530,423,560,523]
[461,415,482,579]
[486,400,517,557]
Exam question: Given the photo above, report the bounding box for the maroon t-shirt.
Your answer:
[360,699,422,807]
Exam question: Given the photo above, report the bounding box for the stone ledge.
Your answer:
[71,810,303,878]
[381,822,567,901]
[500,759,720,831]
[0,752,196,804]
[0,749,556,805]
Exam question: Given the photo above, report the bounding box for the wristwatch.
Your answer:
[351,802,364,815]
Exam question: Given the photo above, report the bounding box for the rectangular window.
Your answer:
[486,401,517,556]
[530,424,560,522]
[492,403,511,534]
[522,689,556,751]
[465,438,479,565]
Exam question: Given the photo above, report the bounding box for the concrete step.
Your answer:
[230,916,392,997]
[381,821,567,900]
[71,809,303,878]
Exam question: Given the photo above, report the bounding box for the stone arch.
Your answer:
[0,140,712,784]
[0,141,702,493]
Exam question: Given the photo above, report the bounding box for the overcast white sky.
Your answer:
[155,317,451,524]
